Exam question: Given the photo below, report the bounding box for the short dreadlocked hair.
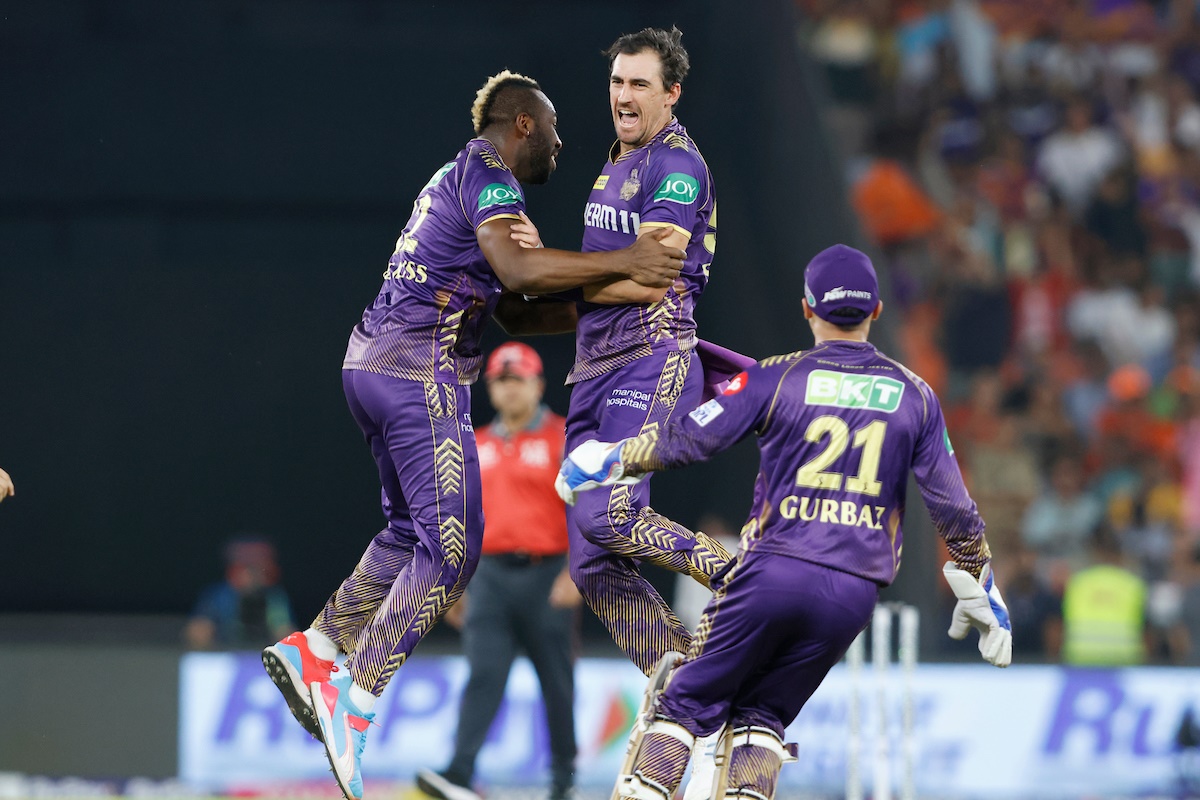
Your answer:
[604,26,690,91]
[470,70,543,136]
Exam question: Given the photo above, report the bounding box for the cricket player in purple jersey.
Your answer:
[258,70,685,800]
[558,26,736,688]
[558,245,1013,800]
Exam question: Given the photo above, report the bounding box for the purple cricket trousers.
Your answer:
[566,349,732,676]
[312,369,483,695]
[661,551,878,737]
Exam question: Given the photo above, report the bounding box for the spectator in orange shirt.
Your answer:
[852,157,943,247]
[1095,364,1178,461]
[417,341,580,800]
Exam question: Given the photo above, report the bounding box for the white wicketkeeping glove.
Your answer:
[554,439,640,506]
[942,561,1013,667]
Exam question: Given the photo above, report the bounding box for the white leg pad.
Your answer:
[721,726,792,800]
[726,789,771,800]
[645,718,697,748]
[611,717,695,800]
[729,726,795,761]
[615,772,673,800]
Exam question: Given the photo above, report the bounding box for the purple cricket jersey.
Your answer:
[343,138,526,384]
[570,118,717,383]
[621,339,991,585]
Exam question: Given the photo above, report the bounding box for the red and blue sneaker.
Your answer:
[262,631,337,740]
[312,675,374,800]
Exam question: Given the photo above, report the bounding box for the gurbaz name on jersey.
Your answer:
[777,495,887,529]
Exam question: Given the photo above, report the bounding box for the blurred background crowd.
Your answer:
[799,0,1200,665]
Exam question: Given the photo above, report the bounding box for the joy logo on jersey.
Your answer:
[478,183,523,211]
[652,172,699,204]
[805,369,904,413]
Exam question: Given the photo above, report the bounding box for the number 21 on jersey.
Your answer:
[796,417,886,496]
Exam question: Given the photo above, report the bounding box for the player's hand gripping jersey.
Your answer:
[592,340,991,585]
[344,139,528,384]
[571,119,717,383]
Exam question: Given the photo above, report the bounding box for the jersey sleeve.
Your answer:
[461,150,526,230]
[637,146,710,238]
[621,363,772,473]
[910,382,992,578]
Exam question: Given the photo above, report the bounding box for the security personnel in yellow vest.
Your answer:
[1062,525,1147,666]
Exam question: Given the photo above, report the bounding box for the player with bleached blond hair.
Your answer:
[259,69,685,800]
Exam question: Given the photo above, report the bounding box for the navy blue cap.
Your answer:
[803,244,880,323]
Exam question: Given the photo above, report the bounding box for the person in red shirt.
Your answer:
[417,341,580,800]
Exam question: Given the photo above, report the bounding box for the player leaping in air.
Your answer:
[562,24,737,677]
[558,244,1012,800]
[486,26,750,682]
[506,30,749,793]
[259,70,685,800]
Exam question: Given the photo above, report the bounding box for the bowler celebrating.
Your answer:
[565,25,732,680]
[260,70,684,800]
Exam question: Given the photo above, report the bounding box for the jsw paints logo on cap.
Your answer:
[478,183,523,210]
[821,286,874,303]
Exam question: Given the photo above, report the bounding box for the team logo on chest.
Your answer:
[620,168,641,201]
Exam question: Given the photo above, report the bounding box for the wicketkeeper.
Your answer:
[557,244,1012,800]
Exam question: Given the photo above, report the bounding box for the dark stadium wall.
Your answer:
[0,644,180,777]
[2,0,935,638]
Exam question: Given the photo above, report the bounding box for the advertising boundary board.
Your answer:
[180,654,1200,797]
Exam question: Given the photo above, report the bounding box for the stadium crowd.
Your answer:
[800,0,1200,665]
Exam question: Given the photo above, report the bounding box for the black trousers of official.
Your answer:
[444,553,577,792]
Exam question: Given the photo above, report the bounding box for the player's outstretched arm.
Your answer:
[555,439,641,506]
[0,467,13,503]
[943,562,1012,667]
[478,219,682,295]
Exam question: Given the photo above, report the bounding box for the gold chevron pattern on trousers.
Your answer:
[577,559,692,676]
[315,380,475,696]
[577,349,737,676]
[311,537,414,657]
[687,549,744,661]
[434,438,464,497]
[439,514,466,570]
[603,487,734,587]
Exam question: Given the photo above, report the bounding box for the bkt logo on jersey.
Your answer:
[652,173,699,204]
[478,183,523,210]
[805,369,904,413]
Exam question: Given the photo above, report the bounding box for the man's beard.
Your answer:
[526,133,555,185]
